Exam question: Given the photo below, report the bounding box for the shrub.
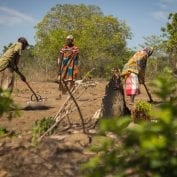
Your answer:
[81,68,177,177]
[0,88,19,120]
[32,117,55,144]
[0,126,8,136]
[132,100,152,123]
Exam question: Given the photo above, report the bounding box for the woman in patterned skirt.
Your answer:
[121,47,154,103]
[57,35,79,97]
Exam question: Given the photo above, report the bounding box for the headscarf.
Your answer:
[143,47,154,57]
[66,35,74,40]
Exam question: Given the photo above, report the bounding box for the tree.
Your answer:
[34,4,132,77]
[2,43,13,53]
[139,35,165,58]
[161,13,177,69]
[139,35,168,79]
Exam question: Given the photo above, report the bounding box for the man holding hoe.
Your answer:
[0,37,29,93]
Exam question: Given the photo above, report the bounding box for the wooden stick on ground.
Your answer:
[63,80,86,133]
[39,68,95,140]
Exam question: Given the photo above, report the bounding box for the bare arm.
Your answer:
[58,53,63,75]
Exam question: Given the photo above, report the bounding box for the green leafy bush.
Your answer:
[32,117,55,143]
[132,100,152,123]
[0,88,19,120]
[82,69,177,177]
[0,126,8,136]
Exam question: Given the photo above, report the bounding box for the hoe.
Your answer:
[15,70,48,110]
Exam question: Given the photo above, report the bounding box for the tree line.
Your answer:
[3,4,177,80]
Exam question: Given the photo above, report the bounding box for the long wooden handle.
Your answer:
[24,81,40,101]
[15,70,40,101]
[143,83,154,102]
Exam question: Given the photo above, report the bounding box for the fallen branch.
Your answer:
[39,68,95,140]
[63,80,86,134]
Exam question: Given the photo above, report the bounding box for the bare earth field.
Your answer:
[0,79,157,177]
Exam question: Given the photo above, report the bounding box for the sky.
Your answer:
[0,0,177,53]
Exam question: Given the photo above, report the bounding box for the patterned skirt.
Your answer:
[61,58,79,81]
[125,73,140,96]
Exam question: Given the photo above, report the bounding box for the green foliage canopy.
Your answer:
[161,12,177,69]
[162,13,177,54]
[34,4,132,76]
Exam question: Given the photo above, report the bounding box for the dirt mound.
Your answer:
[0,135,92,177]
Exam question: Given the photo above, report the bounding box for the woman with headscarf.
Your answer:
[121,47,154,103]
[57,35,79,97]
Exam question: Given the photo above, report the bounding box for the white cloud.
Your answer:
[160,0,175,4]
[0,6,35,26]
[153,0,177,22]
[159,0,177,9]
[159,3,168,9]
[152,11,169,22]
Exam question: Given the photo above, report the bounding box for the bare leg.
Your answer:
[130,95,135,103]
[68,80,75,91]
[56,81,66,100]
[61,81,67,94]
[0,67,14,93]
